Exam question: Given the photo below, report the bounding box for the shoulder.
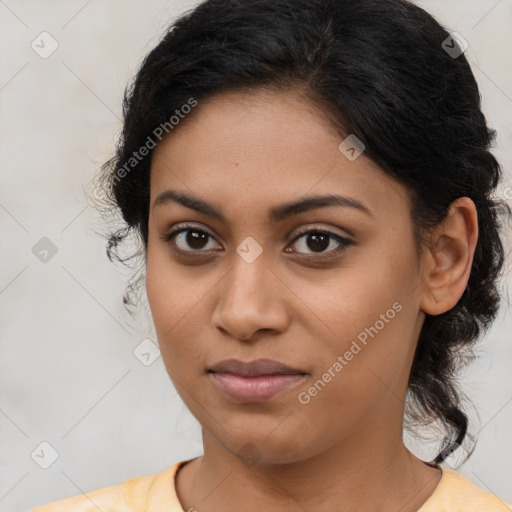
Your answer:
[420,467,512,512]
[28,463,180,512]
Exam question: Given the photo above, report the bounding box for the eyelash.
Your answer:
[162,223,354,259]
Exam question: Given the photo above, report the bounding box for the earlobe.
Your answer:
[419,197,478,316]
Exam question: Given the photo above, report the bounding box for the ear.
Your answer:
[419,197,479,316]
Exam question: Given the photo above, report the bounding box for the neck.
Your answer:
[177,422,442,512]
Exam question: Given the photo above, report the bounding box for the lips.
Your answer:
[208,358,305,377]
[208,359,307,403]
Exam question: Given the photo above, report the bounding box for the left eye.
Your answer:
[286,229,353,256]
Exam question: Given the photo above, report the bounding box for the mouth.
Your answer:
[207,358,308,403]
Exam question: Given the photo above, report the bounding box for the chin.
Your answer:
[215,427,316,467]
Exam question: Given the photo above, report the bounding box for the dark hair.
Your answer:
[96,0,511,465]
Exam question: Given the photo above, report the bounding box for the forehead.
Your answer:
[149,89,411,224]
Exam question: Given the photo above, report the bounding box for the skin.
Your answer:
[146,89,478,511]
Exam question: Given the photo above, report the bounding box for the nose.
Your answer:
[211,252,290,342]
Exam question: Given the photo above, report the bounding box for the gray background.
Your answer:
[1,1,511,510]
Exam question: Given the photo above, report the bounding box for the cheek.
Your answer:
[298,250,419,407]
[292,303,415,447]
[311,265,410,355]
[146,238,195,329]
[145,241,215,374]
[145,244,176,332]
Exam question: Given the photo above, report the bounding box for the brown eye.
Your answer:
[286,229,353,257]
[164,225,222,253]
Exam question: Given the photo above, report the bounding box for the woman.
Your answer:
[31,0,511,510]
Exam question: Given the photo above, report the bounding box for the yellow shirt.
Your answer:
[29,459,511,511]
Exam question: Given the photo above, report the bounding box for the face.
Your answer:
[146,89,427,465]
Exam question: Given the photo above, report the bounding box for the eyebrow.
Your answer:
[153,190,373,223]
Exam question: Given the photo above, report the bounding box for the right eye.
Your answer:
[163,224,223,255]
